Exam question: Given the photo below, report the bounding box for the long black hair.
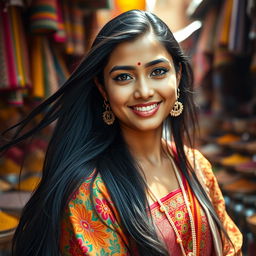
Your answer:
[0,9,232,256]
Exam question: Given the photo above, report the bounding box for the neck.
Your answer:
[121,125,166,166]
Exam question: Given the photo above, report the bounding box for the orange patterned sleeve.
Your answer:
[192,149,243,256]
[60,172,129,255]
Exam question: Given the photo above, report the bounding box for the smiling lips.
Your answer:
[129,101,161,117]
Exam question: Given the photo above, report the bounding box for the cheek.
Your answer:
[108,95,124,109]
[158,77,177,101]
[105,85,130,110]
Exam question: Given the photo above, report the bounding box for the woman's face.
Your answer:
[101,33,181,132]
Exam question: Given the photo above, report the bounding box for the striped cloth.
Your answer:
[0,7,9,89]
[62,0,85,55]
[51,44,69,86]
[30,0,58,34]
[0,3,31,91]
[30,36,44,98]
[43,38,58,97]
[30,35,69,99]
[7,90,24,105]
[53,0,66,42]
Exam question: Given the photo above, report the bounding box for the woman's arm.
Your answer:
[60,173,129,256]
[192,149,243,256]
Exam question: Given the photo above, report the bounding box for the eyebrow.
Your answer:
[109,58,170,74]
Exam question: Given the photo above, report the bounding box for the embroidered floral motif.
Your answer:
[70,204,110,249]
[175,211,185,221]
[181,223,189,234]
[95,198,115,223]
[69,235,89,255]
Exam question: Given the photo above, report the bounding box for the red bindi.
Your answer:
[137,62,141,66]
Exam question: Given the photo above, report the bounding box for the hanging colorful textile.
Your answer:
[228,0,248,54]
[7,91,24,105]
[30,36,44,98]
[30,36,66,99]
[30,0,58,34]
[0,3,31,90]
[216,0,233,47]
[43,39,59,97]
[0,9,9,89]
[53,0,66,43]
[51,45,70,85]
[62,0,85,55]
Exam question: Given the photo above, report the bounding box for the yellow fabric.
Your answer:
[0,211,19,231]
[10,7,25,87]
[220,154,251,166]
[0,158,20,174]
[0,179,12,191]
[219,0,233,46]
[216,134,240,144]
[17,176,41,191]
[31,36,44,98]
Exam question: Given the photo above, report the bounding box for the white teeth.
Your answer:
[133,104,158,112]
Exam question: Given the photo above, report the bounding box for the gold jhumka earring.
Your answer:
[103,100,115,125]
[170,88,183,117]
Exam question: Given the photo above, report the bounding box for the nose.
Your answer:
[134,78,154,99]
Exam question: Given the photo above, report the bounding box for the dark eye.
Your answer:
[151,68,168,77]
[113,74,132,81]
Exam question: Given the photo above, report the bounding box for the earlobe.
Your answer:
[94,77,107,100]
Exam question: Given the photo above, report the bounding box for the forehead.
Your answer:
[105,33,174,68]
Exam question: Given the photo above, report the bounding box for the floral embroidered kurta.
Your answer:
[60,149,243,255]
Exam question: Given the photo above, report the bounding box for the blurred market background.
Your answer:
[0,0,255,255]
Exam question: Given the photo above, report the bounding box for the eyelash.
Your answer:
[113,68,169,81]
[151,68,169,77]
[113,73,132,81]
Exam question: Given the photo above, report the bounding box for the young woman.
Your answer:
[1,10,242,256]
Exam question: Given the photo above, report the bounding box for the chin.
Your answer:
[129,121,163,132]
